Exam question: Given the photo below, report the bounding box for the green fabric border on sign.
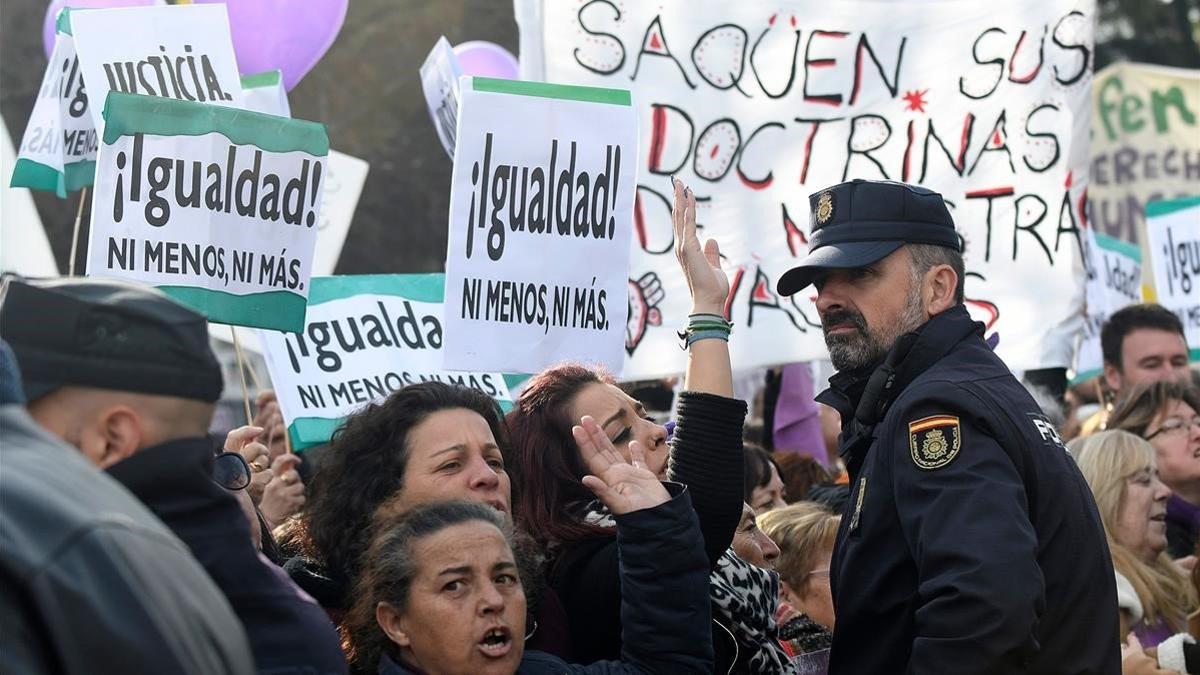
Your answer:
[56,7,74,35]
[1146,195,1200,218]
[1069,367,1102,386]
[288,396,520,450]
[158,286,307,332]
[241,71,282,90]
[11,157,94,198]
[10,158,63,196]
[307,273,446,306]
[1193,348,1200,363]
[102,92,328,156]
[1093,232,1141,262]
[472,77,631,107]
[289,417,340,451]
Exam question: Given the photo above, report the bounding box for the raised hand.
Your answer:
[260,453,305,528]
[574,415,671,515]
[672,177,729,315]
[226,425,272,504]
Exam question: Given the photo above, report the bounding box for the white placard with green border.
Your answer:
[86,92,328,332]
[1074,230,1143,383]
[1146,196,1200,361]
[443,76,638,375]
[11,9,96,197]
[257,274,527,450]
[241,70,291,118]
[71,4,244,132]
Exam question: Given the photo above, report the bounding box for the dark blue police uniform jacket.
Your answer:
[817,304,1120,674]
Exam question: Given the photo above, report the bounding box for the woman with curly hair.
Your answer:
[279,382,515,619]
[506,179,794,674]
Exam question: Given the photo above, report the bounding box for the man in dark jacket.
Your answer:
[0,277,348,675]
[0,339,255,675]
[776,179,1120,674]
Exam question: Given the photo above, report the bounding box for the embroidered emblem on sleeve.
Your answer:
[908,415,962,470]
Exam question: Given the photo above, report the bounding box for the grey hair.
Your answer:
[907,243,965,303]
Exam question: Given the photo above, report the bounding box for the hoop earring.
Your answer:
[524,619,538,641]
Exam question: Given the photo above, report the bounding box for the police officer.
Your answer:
[777,179,1120,674]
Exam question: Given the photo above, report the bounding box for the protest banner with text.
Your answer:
[87,92,329,332]
[1146,196,1200,360]
[1074,230,1142,382]
[11,10,96,197]
[71,4,243,132]
[518,0,1093,378]
[1091,63,1200,248]
[258,274,524,450]
[443,77,638,374]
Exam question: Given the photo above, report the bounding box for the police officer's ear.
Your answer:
[923,263,958,316]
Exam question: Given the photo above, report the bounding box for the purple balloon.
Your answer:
[195,0,348,91]
[42,0,157,59]
[453,41,519,80]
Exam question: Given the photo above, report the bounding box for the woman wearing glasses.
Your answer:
[759,503,838,672]
[1109,380,1200,560]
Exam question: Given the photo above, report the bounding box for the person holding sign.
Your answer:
[506,179,792,672]
[340,432,713,674]
[775,179,1120,673]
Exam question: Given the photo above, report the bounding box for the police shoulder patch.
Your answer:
[908,415,961,470]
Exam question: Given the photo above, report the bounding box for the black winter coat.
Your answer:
[549,392,746,667]
[107,437,348,675]
[818,304,1120,674]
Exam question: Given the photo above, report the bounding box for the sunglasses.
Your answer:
[213,452,252,491]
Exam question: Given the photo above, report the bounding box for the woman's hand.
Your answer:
[226,425,272,504]
[252,390,288,460]
[672,177,729,315]
[574,415,671,515]
[259,454,305,528]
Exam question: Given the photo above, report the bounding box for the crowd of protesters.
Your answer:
[2,177,1198,675]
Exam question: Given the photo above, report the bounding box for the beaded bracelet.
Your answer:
[677,312,732,349]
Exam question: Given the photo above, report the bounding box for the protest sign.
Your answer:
[86,92,328,332]
[2,120,59,276]
[517,0,1093,378]
[420,37,464,158]
[241,70,291,118]
[1145,196,1200,360]
[314,150,369,275]
[71,4,243,131]
[1074,229,1142,382]
[258,274,524,450]
[1091,63,1200,247]
[11,9,96,197]
[442,77,638,374]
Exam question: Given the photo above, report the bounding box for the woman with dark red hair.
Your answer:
[507,179,795,673]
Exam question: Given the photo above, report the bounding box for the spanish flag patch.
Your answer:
[908,415,961,470]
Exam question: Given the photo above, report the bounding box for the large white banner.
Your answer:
[518,0,1093,378]
[443,77,638,374]
[87,92,328,332]
[71,4,243,132]
[258,274,522,450]
[1145,196,1200,360]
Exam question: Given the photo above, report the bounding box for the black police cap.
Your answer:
[776,179,961,296]
[0,277,223,403]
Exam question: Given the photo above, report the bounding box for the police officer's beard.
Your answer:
[823,285,927,371]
